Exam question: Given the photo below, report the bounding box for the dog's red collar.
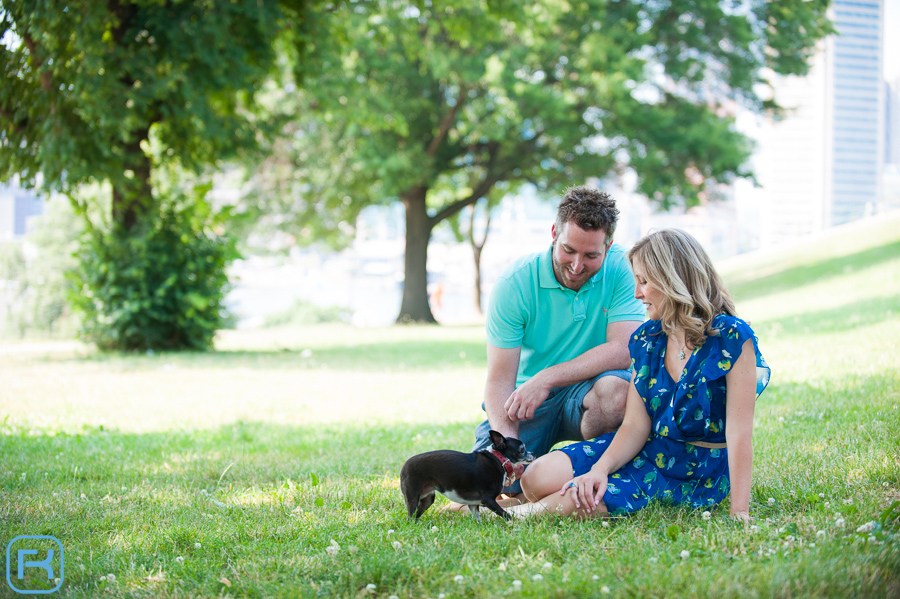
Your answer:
[487,449,518,486]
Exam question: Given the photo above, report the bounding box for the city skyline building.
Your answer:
[749,0,885,247]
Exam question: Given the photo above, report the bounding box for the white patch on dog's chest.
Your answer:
[441,490,481,505]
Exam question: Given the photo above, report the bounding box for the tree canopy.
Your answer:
[249,0,831,323]
[0,0,317,228]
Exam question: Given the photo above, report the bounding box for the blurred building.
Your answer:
[0,183,43,242]
[750,0,886,247]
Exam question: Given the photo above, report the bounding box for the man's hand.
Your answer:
[503,372,551,422]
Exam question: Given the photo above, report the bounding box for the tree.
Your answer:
[0,0,321,348]
[250,0,832,323]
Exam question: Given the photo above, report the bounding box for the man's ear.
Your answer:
[551,223,558,243]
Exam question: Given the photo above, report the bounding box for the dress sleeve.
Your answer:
[701,316,771,399]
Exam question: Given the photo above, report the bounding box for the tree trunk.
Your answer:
[396,185,436,324]
[111,132,152,232]
[472,243,484,315]
[468,200,491,316]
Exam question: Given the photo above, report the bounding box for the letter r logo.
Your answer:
[5,536,64,595]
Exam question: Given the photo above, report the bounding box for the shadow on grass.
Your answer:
[729,239,900,302]
[56,338,488,371]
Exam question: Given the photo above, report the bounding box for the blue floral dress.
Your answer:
[558,314,770,515]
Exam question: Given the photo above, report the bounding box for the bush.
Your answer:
[69,189,238,351]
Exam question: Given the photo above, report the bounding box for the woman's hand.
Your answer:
[560,470,608,513]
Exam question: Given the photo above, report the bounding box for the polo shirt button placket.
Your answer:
[573,293,586,322]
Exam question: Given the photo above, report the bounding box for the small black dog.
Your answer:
[400,430,534,521]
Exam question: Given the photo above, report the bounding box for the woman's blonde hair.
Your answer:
[627,229,736,349]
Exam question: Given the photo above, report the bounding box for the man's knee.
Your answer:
[582,375,628,434]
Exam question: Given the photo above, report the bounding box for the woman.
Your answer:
[511,229,770,521]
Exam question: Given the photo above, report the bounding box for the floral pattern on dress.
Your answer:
[564,314,770,516]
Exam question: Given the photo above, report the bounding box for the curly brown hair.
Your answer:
[555,186,619,244]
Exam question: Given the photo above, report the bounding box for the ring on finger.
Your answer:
[567,481,578,490]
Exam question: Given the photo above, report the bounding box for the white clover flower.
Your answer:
[175,556,185,564]
[843,498,854,505]
[349,545,359,554]
[99,575,107,582]
[498,563,507,571]
[749,525,760,533]
[388,529,395,534]
[702,511,711,520]
[454,575,465,583]
[326,540,340,556]
[868,535,878,544]
[366,583,377,592]
[767,498,776,506]
[648,557,659,563]
[106,574,116,583]
[825,501,831,509]
[392,540,402,550]
[532,574,544,582]
[431,526,439,533]
[602,520,609,527]
[601,586,611,594]
[81,493,87,499]
[542,562,553,569]
[835,518,845,527]
[856,522,875,533]
[512,580,522,589]
[680,550,690,559]
[818,493,825,499]
[816,530,825,538]
[592,574,601,581]
[194,543,202,549]
[389,595,399,599]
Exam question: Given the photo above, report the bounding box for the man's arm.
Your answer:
[484,344,522,438]
[504,319,642,423]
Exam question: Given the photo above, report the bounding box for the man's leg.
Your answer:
[579,373,630,440]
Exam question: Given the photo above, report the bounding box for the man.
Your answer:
[473,186,645,496]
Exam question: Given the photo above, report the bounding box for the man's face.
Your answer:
[551,221,610,291]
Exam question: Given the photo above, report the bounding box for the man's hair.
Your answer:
[555,186,619,243]
[627,229,737,348]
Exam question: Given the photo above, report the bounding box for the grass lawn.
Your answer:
[2,214,899,598]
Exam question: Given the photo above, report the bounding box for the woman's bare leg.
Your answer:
[513,450,609,519]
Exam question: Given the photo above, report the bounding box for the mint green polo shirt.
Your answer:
[486,243,646,387]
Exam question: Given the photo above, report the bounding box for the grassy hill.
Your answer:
[0,214,898,598]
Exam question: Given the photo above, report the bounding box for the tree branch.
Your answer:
[426,84,467,158]
[21,32,52,91]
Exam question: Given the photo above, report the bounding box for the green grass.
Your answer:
[2,215,899,598]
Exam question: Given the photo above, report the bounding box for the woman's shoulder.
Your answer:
[710,314,757,341]
[631,319,661,342]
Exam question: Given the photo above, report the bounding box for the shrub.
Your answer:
[69,189,238,351]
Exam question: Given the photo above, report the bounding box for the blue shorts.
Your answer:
[473,369,632,494]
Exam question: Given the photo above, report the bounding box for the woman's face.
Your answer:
[632,261,666,321]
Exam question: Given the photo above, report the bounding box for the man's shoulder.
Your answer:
[605,243,631,268]
[497,249,546,283]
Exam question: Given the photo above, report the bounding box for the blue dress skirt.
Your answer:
[557,315,770,515]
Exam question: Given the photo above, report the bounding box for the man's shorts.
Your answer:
[472,368,632,494]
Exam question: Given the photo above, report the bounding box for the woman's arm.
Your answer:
[568,372,652,512]
[725,338,758,520]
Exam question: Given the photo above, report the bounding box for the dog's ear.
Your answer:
[488,430,507,450]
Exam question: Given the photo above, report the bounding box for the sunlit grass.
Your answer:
[1,215,899,597]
